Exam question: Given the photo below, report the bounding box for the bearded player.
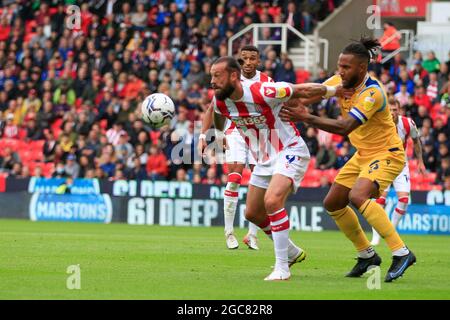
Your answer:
[209,56,349,280]
[199,46,273,250]
[280,37,416,282]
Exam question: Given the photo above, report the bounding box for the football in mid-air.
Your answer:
[141,93,175,128]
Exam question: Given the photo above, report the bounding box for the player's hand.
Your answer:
[280,101,310,123]
[418,161,427,175]
[198,133,208,157]
[335,85,354,99]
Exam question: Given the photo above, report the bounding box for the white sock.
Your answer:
[269,208,290,273]
[392,196,408,228]
[392,211,404,228]
[371,227,381,244]
[248,222,258,236]
[288,239,302,259]
[392,246,410,257]
[358,246,375,259]
[224,173,241,235]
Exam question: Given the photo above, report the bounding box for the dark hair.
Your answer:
[240,45,260,54]
[212,56,241,76]
[342,36,380,64]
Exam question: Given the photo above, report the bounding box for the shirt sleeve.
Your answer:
[211,97,221,114]
[260,81,294,106]
[322,75,342,86]
[348,87,385,125]
[409,119,419,139]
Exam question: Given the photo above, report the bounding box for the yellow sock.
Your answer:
[328,206,370,252]
[359,199,404,251]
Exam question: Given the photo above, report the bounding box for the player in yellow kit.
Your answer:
[280,37,416,282]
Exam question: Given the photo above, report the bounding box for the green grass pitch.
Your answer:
[1,219,449,300]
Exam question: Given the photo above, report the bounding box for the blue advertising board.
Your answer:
[29,193,112,223]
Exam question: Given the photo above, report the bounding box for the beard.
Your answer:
[214,83,235,100]
[343,74,359,89]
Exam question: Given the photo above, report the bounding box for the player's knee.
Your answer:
[244,208,257,222]
[323,196,345,212]
[348,190,368,209]
[264,194,283,214]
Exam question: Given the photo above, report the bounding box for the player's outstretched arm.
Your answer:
[290,83,354,100]
[279,101,360,136]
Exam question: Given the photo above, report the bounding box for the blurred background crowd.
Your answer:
[0,0,448,190]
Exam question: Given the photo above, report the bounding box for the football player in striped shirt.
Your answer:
[209,56,348,280]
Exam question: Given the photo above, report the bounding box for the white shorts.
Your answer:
[249,144,309,193]
[386,163,410,193]
[225,129,257,165]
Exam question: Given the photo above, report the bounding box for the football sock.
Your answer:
[248,222,258,237]
[328,206,370,251]
[392,196,408,228]
[359,199,405,252]
[268,208,290,273]
[224,173,241,235]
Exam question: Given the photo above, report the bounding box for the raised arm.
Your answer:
[280,103,360,135]
[291,83,354,100]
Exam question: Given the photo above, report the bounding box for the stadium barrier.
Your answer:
[0,178,449,235]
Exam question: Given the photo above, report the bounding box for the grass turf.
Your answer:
[0,219,449,300]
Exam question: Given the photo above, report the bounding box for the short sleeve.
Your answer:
[348,87,385,125]
[410,119,419,139]
[211,97,221,114]
[322,75,342,86]
[260,81,294,106]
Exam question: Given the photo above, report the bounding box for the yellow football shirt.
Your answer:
[323,74,403,156]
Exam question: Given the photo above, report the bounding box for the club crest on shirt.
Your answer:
[363,96,375,111]
[264,87,276,98]
[276,87,287,98]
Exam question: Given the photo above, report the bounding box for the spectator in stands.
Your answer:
[409,60,429,87]
[394,84,410,107]
[65,154,80,179]
[126,157,148,180]
[335,145,351,169]
[33,166,43,178]
[319,175,331,188]
[423,51,441,74]
[52,162,67,178]
[9,162,23,178]
[146,145,168,181]
[0,147,19,172]
[202,167,221,185]
[2,113,18,138]
[274,59,296,83]
[303,127,319,156]
[436,157,450,184]
[176,168,188,182]
[379,22,400,67]
[315,141,336,170]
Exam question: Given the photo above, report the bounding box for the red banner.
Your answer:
[375,0,431,17]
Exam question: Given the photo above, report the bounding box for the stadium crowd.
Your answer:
[0,0,449,190]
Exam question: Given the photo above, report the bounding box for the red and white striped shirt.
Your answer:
[396,115,419,150]
[225,71,273,133]
[213,80,308,175]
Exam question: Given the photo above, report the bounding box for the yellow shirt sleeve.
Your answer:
[348,87,385,125]
[322,75,342,86]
